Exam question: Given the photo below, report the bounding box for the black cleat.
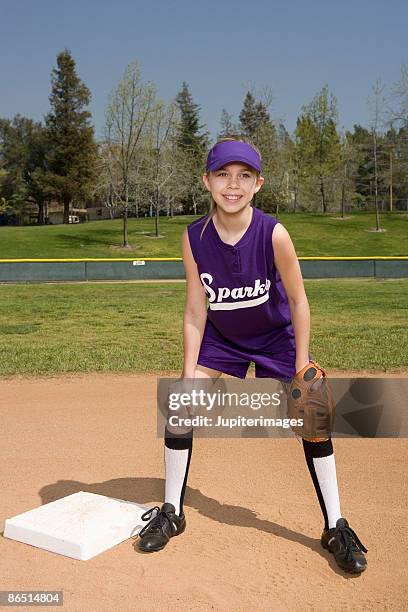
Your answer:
[138,503,186,552]
[321,517,368,574]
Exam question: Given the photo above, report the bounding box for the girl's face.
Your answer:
[203,163,264,214]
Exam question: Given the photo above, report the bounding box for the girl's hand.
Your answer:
[168,378,196,417]
[169,377,194,398]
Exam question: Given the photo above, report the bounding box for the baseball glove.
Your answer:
[285,360,336,440]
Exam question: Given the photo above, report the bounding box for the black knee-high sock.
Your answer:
[164,426,193,516]
[302,438,342,531]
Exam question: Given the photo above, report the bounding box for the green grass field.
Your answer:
[0,279,406,376]
[1,212,407,259]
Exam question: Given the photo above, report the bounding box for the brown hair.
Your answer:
[199,135,262,240]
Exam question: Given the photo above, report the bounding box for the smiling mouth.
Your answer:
[222,195,243,201]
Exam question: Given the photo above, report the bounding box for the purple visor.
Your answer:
[206,141,261,173]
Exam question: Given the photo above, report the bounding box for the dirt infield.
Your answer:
[1,371,407,611]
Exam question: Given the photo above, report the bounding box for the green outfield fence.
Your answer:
[0,257,407,282]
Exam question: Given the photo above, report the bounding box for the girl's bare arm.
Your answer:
[181,228,208,378]
[272,223,311,373]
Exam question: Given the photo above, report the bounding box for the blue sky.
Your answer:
[1,0,407,141]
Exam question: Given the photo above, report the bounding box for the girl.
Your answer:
[137,137,367,574]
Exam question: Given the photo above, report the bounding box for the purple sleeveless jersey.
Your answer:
[187,206,296,355]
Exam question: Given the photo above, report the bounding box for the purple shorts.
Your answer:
[197,327,302,383]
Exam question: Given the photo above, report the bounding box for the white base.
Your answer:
[3,491,151,560]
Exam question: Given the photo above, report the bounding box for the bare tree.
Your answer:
[145,100,181,236]
[162,145,195,217]
[93,142,120,219]
[367,78,388,231]
[104,60,157,247]
[391,63,408,128]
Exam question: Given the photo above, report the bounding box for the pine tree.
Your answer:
[238,92,272,143]
[45,49,97,223]
[238,91,280,211]
[347,125,373,207]
[175,82,208,154]
[175,82,208,213]
[218,109,237,138]
[255,101,270,128]
[239,92,258,139]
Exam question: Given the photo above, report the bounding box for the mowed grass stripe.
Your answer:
[0,212,407,258]
[0,279,406,375]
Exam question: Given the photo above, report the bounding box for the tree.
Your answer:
[237,89,281,212]
[391,63,408,129]
[0,115,50,224]
[44,49,98,223]
[145,100,180,236]
[386,65,408,210]
[0,115,30,223]
[385,126,408,211]
[218,109,238,138]
[239,89,274,143]
[367,78,388,230]
[160,145,193,217]
[288,132,301,212]
[254,119,279,213]
[295,85,341,212]
[175,82,209,213]
[175,82,208,152]
[25,122,52,224]
[103,59,157,246]
[346,125,373,208]
[270,125,295,217]
[337,131,361,217]
[239,92,259,138]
